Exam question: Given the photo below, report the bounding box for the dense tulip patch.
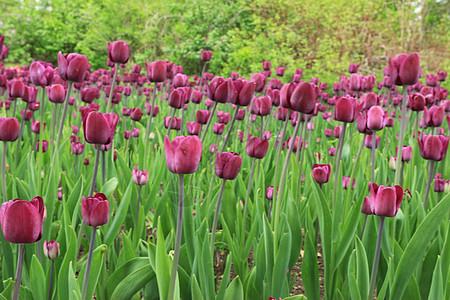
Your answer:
[0,33,449,300]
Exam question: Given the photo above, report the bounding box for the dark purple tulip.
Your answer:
[250,73,267,93]
[191,90,203,104]
[164,135,202,174]
[246,137,269,159]
[342,177,356,190]
[417,134,449,161]
[201,50,212,62]
[108,41,130,64]
[362,92,379,110]
[164,117,181,130]
[437,71,447,82]
[57,52,90,83]
[186,121,201,135]
[434,173,445,192]
[36,140,48,152]
[349,74,361,91]
[236,109,246,120]
[389,53,420,86]
[409,93,426,111]
[426,74,438,87]
[130,107,143,122]
[0,196,45,244]
[82,193,109,227]
[262,61,271,71]
[252,96,272,116]
[217,111,231,124]
[145,104,159,117]
[71,142,84,155]
[0,117,20,141]
[364,134,381,149]
[83,111,119,145]
[275,67,285,77]
[30,61,54,87]
[402,145,412,162]
[215,152,242,180]
[47,84,66,103]
[172,74,188,88]
[362,183,403,217]
[289,82,316,114]
[324,128,333,137]
[213,123,225,135]
[228,80,256,107]
[423,106,444,128]
[312,164,331,184]
[334,96,362,123]
[348,63,359,74]
[81,87,100,104]
[196,110,210,124]
[22,86,38,103]
[145,61,167,83]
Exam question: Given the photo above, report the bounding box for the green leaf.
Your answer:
[30,255,46,300]
[224,276,244,300]
[390,194,450,299]
[191,274,205,300]
[77,243,107,300]
[302,224,320,300]
[101,177,119,200]
[110,264,155,300]
[348,251,362,300]
[155,218,171,300]
[58,226,78,300]
[68,261,81,300]
[103,179,133,245]
[216,253,232,300]
[106,257,150,298]
[355,235,369,300]
[428,256,443,300]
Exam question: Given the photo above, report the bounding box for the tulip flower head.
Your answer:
[81,193,109,227]
[132,167,149,186]
[82,111,119,145]
[312,164,331,184]
[362,183,403,217]
[108,41,130,64]
[164,135,202,174]
[43,240,60,260]
[246,137,269,159]
[57,52,90,83]
[417,134,449,161]
[388,53,420,86]
[215,152,242,180]
[0,117,20,141]
[0,196,46,244]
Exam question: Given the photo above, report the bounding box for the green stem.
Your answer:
[371,131,376,182]
[55,81,73,150]
[423,160,435,210]
[220,105,239,152]
[332,122,348,208]
[47,260,54,300]
[14,103,26,167]
[240,158,257,247]
[12,244,25,300]
[106,64,119,113]
[82,228,97,300]
[274,116,302,253]
[101,150,106,185]
[393,87,408,185]
[368,217,385,300]
[166,108,176,137]
[136,185,142,226]
[39,87,45,155]
[201,102,217,143]
[2,141,7,202]
[210,179,226,255]
[168,174,185,300]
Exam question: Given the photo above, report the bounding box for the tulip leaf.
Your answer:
[155,218,171,300]
[66,176,83,222]
[30,255,46,300]
[77,244,107,300]
[191,274,205,300]
[106,257,149,298]
[355,235,369,300]
[224,276,244,300]
[428,256,443,300]
[58,226,77,300]
[272,226,291,297]
[302,224,320,300]
[103,179,132,245]
[110,264,155,300]
[347,250,361,300]
[390,193,450,299]
[101,177,118,200]
[68,261,81,300]
[198,232,215,300]
[216,253,232,300]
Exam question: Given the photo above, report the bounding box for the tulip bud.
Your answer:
[342,177,356,190]
[215,152,242,180]
[389,156,397,171]
[401,145,412,162]
[43,240,60,260]
[36,140,49,152]
[132,167,149,186]
[201,50,212,62]
[362,183,403,217]
[81,193,109,227]
[434,173,445,193]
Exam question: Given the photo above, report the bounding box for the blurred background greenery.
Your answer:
[1,0,449,82]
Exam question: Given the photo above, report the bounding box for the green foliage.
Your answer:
[1,0,449,80]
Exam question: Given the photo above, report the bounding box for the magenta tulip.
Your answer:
[108,41,130,64]
[246,136,269,159]
[57,52,90,83]
[132,168,149,186]
[215,152,242,180]
[43,240,60,260]
[0,117,20,141]
[81,193,109,227]
[389,53,420,86]
[164,135,202,174]
[362,183,403,217]
[82,111,119,145]
[417,134,449,161]
[334,96,362,123]
[367,106,386,131]
[47,84,66,103]
[312,164,331,184]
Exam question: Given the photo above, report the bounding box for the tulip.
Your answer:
[164,135,202,174]
[47,84,66,103]
[334,96,362,123]
[215,152,242,180]
[201,50,212,62]
[333,126,342,138]
[362,183,403,217]
[289,82,317,114]
[8,79,25,98]
[349,74,361,91]
[275,66,285,77]
[0,117,20,141]
[80,87,100,104]
[426,74,438,87]
[362,92,379,110]
[423,106,444,128]
[132,168,149,186]
[389,53,420,86]
[250,72,267,93]
[145,60,167,83]
[130,107,143,122]
[434,173,445,193]
[246,136,269,159]
[145,104,159,117]
[437,70,447,82]
[217,111,231,124]
[22,86,38,103]
[364,134,381,149]
[367,106,385,131]
[342,177,356,190]
[0,196,45,243]
[196,110,210,124]
[348,63,359,74]
[36,140,48,152]
[164,117,181,130]
[417,134,449,161]
[81,193,109,227]
[186,121,201,135]
[82,111,119,145]
[71,142,84,155]
[401,145,412,162]
[252,96,272,116]
[328,147,337,156]
[31,120,44,134]
[43,240,60,260]
[312,164,331,184]
[389,156,397,171]
[30,61,54,87]
[266,186,275,200]
[213,123,225,135]
[108,41,130,64]
[57,52,90,83]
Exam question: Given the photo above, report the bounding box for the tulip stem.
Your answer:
[82,227,96,300]
[47,260,54,300]
[400,161,405,186]
[180,106,185,136]
[332,122,347,208]
[14,104,27,167]
[423,160,435,210]
[274,116,302,254]
[2,141,7,202]
[55,81,73,150]
[168,174,184,300]
[166,108,176,137]
[12,244,25,300]
[50,103,58,149]
[136,185,142,226]
[106,64,119,114]
[12,100,17,118]
[101,150,106,185]
[201,102,217,143]
[144,83,158,169]
[368,217,385,300]
[211,179,226,255]
[393,87,408,185]
[221,105,239,152]
[271,114,290,228]
[295,121,305,164]
[39,87,45,155]
[240,157,257,247]
[89,145,102,195]
[371,131,376,182]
